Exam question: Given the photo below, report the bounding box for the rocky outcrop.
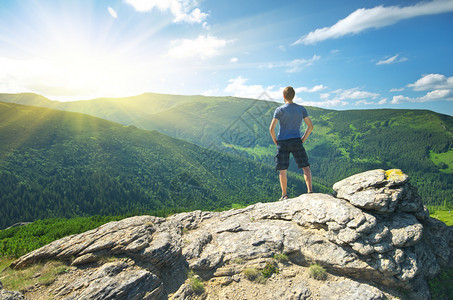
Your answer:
[0,281,26,300]
[7,169,453,299]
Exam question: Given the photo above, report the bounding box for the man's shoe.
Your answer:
[279,194,289,201]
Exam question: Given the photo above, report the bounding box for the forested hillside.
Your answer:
[0,102,329,229]
[1,93,452,206]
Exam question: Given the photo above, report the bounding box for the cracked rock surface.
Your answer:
[6,169,453,300]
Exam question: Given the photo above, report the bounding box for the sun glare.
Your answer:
[5,2,164,102]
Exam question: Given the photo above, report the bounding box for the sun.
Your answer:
[2,2,163,102]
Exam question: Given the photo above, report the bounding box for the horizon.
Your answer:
[3,91,453,117]
[0,0,452,115]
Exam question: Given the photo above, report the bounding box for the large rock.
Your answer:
[8,169,453,299]
[0,282,26,300]
[319,279,385,300]
[332,169,424,214]
[56,261,162,300]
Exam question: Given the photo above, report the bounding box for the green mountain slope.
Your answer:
[1,93,452,206]
[0,102,327,229]
[139,100,453,204]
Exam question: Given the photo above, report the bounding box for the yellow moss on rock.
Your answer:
[385,169,405,181]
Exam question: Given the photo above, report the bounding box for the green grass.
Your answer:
[0,216,127,258]
[430,149,453,173]
[0,256,13,272]
[261,262,279,278]
[243,267,260,281]
[273,253,289,263]
[221,143,275,159]
[429,210,453,226]
[231,203,248,209]
[308,264,327,280]
[187,269,204,294]
[0,259,69,291]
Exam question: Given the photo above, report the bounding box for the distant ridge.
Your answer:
[1,92,451,207]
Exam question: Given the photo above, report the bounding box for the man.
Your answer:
[269,86,313,200]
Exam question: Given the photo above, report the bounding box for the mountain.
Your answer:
[1,93,451,206]
[0,102,328,229]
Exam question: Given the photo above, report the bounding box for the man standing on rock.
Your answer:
[269,86,314,200]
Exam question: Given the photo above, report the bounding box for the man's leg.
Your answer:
[302,166,313,193]
[279,169,288,196]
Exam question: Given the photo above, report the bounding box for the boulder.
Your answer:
[0,280,26,300]
[8,169,453,299]
[0,290,26,300]
[56,261,162,300]
[333,169,422,214]
[319,279,385,300]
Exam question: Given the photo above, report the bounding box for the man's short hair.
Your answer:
[283,86,295,101]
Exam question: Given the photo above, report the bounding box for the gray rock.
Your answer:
[0,290,26,300]
[57,261,162,300]
[71,253,98,266]
[274,280,311,300]
[8,169,452,300]
[319,279,385,300]
[170,283,193,300]
[0,280,26,300]
[333,169,420,213]
[333,169,387,195]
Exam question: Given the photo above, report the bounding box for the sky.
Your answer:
[0,0,452,115]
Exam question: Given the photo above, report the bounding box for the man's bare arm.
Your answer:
[301,116,313,143]
[269,118,279,145]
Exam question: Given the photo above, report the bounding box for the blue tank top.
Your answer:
[273,103,308,140]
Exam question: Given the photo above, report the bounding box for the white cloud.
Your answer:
[224,77,329,103]
[376,54,407,65]
[125,0,208,24]
[391,95,411,104]
[294,0,453,45]
[335,88,380,100]
[313,88,381,107]
[262,55,320,73]
[390,87,405,92]
[356,99,375,105]
[355,98,387,105]
[108,7,118,18]
[224,76,276,99]
[300,99,349,108]
[391,89,453,104]
[295,85,327,93]
[407,73,453,91]
[168,35,230,59]
[173,7,207,23]
[230,57,238,63]
[222,78,387,109]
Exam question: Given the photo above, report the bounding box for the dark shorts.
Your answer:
[275,138,310,170]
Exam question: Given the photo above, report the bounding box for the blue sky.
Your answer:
[0,0,452,115]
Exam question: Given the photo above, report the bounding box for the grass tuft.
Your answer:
[243,267,260,281]
[187,269,204,294]
[261,262,279,278]
[273,253,289,263]
[308,263,327,280]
